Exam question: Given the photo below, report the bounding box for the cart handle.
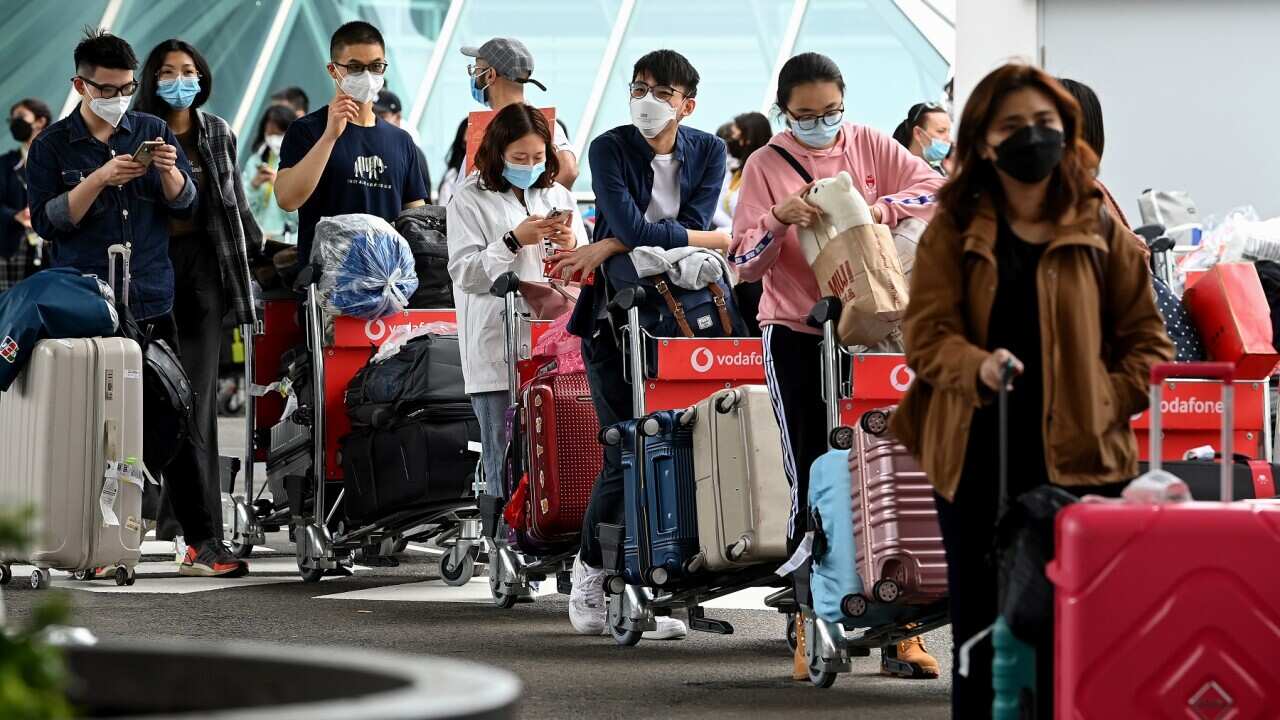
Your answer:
[1151,362,1235,385]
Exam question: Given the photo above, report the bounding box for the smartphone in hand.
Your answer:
[132,140,164,167]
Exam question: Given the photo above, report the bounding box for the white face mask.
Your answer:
[338,70,384,104]
[265,134,284,155]
[89,94,130,128]
[630,94,677,139]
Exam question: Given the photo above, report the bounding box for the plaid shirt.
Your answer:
[194,111,263,325]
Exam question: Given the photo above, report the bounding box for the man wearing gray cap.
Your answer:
[462,37,578,188]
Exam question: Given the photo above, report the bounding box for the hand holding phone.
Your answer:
[132,140,164,167]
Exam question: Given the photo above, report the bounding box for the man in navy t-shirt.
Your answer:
[275,20,427,265]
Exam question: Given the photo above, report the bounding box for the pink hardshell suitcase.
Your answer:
[1049,362,1280,719]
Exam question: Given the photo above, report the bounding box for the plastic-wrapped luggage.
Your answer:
[0,267,119,391]
[311,214,418,319]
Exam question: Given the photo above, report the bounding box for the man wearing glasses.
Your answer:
[26,30,252,578]
[274,21,427,268]
[552,50,729,641]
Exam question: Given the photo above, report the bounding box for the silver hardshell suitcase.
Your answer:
[0,245,144,588]
[691,386,790,571]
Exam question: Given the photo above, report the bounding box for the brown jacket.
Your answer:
[890,198,1174,501]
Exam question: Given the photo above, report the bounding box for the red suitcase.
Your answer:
[523,371,602,545]
[847,408,948,607]
[1050,362,1280,719]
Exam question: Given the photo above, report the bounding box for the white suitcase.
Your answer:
[691,386,790,571]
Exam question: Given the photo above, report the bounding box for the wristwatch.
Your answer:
[502,231,521,254]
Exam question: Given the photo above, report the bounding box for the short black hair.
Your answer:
[270,86,309,114]
[632,50,699,98]
[1058,78,1104,160]
[133,39,214,116]
[74,27,138,76]
[330,21,385,59]
[775,52,844,113]
[10,98,53,126]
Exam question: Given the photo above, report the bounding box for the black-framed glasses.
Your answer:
[908,102,943,126]
[74,76,139,99]
[629,81,686,103]
[790,108,844,131]
[332,60,388,75]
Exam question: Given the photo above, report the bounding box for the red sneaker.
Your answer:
[179,540,249,578]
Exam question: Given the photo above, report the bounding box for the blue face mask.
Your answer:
[470,72,490,107]
[788,116,841,148]
[503,160,545,190]
[923,137,951,164]
[157,76,201,109]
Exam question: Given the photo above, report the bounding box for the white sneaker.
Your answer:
[643,615,688,641]
[568,554,607,635]
[173,536,187,564]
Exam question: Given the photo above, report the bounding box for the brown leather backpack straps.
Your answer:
[653,278,694,338]
[708,282,733,334]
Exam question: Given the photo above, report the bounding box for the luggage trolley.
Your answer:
[478,273,586,608]
[800,297,949,688]
[227,271,482,583]
[599,286,787,646]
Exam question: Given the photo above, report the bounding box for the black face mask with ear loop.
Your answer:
[9,117,32,143]
[994,125,1065,183]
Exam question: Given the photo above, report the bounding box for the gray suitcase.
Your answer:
[691,386,790,572]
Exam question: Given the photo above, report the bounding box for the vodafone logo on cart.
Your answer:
[689,346,764,374]
[364,319,388,343]
[889,363,916,392]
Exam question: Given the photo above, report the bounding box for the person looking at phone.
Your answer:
[446,103,585,500]
[243,103,298,245]
[133,38,263,569]
[273,21,428,268]
[27,29,248,579]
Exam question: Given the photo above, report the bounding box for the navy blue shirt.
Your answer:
[26,107,196,320]
[278,108,428,265]
[568,123,726,337]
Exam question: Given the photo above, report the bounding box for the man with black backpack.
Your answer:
[548,50,730,639]
[27,29,246,577]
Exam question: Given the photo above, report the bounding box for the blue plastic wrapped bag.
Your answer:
[0,268,119,391]
[310,214,419,319]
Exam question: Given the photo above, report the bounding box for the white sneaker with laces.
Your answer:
[568,554,607,635]
[643,615,688,641]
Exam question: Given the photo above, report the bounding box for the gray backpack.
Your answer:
[1137,189,1202,246]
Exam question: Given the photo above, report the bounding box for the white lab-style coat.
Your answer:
[445,173,587,394]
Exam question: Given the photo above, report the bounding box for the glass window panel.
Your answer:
[0,0,109,154]
[793,0,949,138]
[416,0,620,195]
[583,0,792,192]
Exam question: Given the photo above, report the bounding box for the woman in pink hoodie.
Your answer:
[730,52,943,679]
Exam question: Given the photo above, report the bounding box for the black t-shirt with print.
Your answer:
[278,107,428,264]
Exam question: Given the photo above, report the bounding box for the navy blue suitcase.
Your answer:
[620,410,699,587]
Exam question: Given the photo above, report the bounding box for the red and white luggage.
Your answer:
[522,371,601,545]
[0,246,144,587]
[1050,362,1280,718]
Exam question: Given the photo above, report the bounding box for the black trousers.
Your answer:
[761,325,827,548]
[155,237,225,542]
[578,327,633,568]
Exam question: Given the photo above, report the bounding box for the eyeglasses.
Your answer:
[467,64,491,78]
[908,102,943,126]
[156,69,202,82]
[74,76,139,99]
[789,108,844,131]
[629,82,687,103]
[332,60,388,75]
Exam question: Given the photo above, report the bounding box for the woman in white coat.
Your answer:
[446,103,586,497]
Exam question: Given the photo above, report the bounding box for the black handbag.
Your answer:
[393,205,454,309]
[344,333,468,428]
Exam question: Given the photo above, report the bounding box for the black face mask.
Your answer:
[993,125,1064,183]
[9,117,32,143]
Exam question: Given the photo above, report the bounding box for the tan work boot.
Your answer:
[881,635,940,679]
[792,614,808,681]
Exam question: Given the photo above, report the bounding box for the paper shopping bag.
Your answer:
[811,223,910,347]
[1183,262,1280,379]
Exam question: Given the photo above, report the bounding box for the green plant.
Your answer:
[0,510,74,720]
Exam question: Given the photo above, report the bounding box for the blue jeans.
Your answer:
[471,391,510,497]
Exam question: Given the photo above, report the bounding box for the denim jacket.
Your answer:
[567,123,726,337]
[27,106,195,320]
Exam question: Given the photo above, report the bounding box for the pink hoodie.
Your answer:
[730,123,943,335]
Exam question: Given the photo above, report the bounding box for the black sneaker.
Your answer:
[179,540,250,578]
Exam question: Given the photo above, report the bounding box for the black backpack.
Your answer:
[393,205,454,309]
[345,333,468,428]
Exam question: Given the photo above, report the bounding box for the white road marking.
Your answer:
[315,577,556,603]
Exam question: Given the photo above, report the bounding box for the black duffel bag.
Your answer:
[394,205,454,309]
[345,333,468,428]
[339,402,479,524]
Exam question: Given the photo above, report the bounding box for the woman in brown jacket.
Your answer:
[890,64,1173,717]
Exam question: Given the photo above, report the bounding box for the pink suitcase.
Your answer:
[847,408,948,607]
[1049,362,1280,719]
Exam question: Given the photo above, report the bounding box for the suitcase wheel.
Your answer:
[786,614,798,652]
[114,566,134,587]
[829,426,854,451]
[873,579,900,604]
[0,564,10,585]
[715,390,741,414]
[640,417,662,437]
[599,426,623,447]
[860,410,890,436]
[30,568,51,590]
[841,593,869,618]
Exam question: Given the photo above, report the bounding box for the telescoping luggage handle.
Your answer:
[107,243,131,306]
[490,272,524,407]
[1148,361,1236,502]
